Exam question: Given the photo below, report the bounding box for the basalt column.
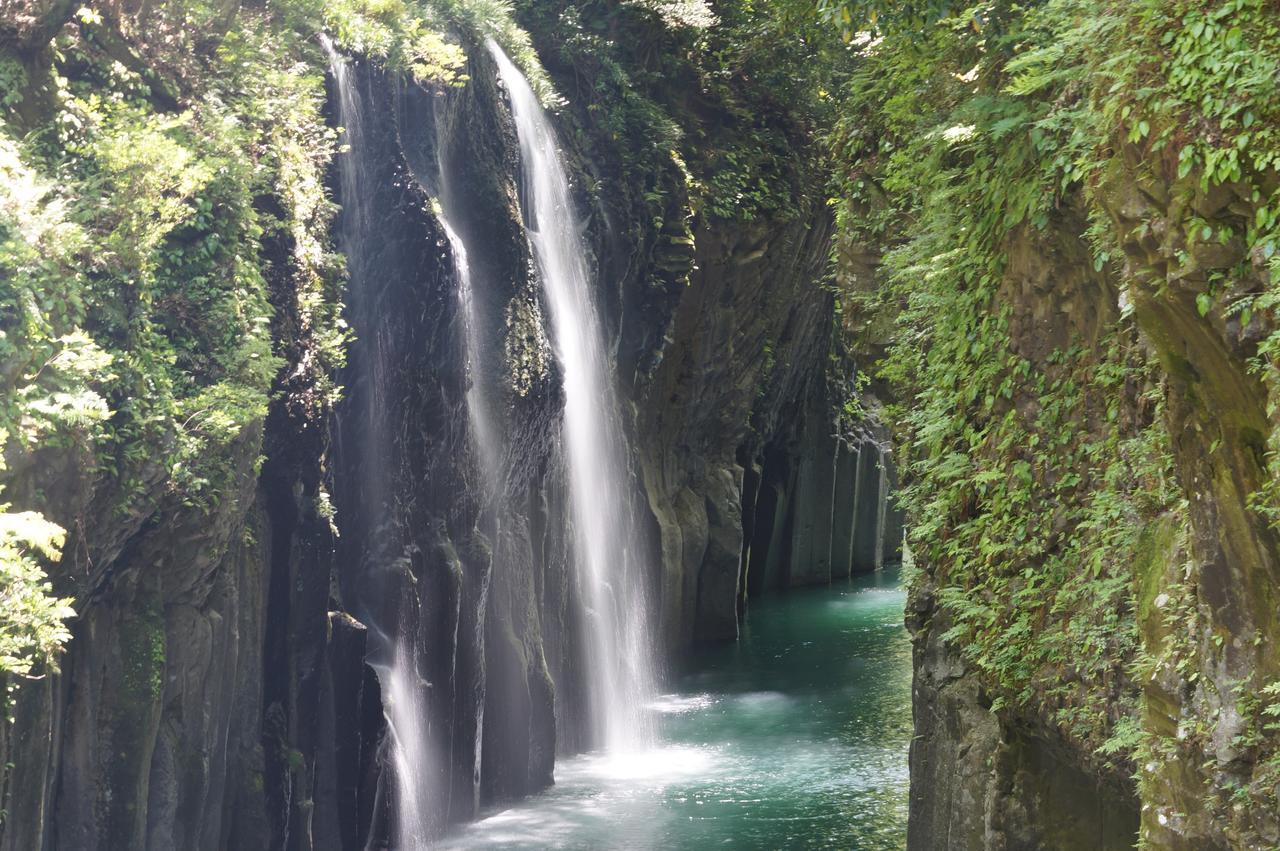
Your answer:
[851,440,884,575]
[786,394,839,587]
[877,453,905,568]
[831,440,860,579]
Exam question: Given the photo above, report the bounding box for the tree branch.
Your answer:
[0,0,82,54]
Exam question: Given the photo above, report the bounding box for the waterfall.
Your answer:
[320,35,437,847]
[430,99,502,490]
[488,41,657,752]
[430,94,504,822]
[439,216,501,478]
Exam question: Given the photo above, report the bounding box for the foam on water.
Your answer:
[440,575,912,850]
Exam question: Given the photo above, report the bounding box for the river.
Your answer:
[442,569,912,849]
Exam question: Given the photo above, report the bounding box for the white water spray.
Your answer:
[375,631,436,848]
[488,41,657,752]
[321,35,437,847]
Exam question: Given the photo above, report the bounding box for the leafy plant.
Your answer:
[0,508,75,679]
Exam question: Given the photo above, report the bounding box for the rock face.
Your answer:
[888,206,1148,850]
[898,161,1280,850]
[630,216,906,646]
[0,189,319,851]
[1094,145,1280,850]
[907,586,1141,851]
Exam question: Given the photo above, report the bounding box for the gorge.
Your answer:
[3,0,1280,849]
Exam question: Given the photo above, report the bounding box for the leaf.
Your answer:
[0,512,66,561]
[1196,292,1212,317]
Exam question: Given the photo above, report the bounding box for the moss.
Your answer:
[1134,514,1181,632]
[102,592,166,846]
[117,597,165,710]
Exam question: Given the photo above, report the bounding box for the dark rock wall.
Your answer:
[322,55,484,844]
[908,603,1139,851]
[907,589,1141,851]
[628,215,904,647]
[635,218,832,647]
[0,174,333,851]
[1095,144,1280,850]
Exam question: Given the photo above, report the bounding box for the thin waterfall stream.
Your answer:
[489,41,659,753]
[429,90,503,827]
[431,103,503,485]
[321,36,438,848]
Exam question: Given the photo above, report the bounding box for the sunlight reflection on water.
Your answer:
[440,576,911,850]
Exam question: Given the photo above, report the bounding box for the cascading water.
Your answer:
[429,98,503,481]
[320,35,437,847]
[438,215,501,479]
[488,41,658,752]
[429,97,504,823]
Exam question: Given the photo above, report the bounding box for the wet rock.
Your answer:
[786,392,838,587]
[695,466,744,641]
[907,577,1140,851]
[851,440,884,575]
[830,441,859,580]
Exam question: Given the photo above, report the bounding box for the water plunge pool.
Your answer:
[442,570,911,849]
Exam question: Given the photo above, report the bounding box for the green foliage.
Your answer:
[515,0,842,224]
[827,0,1280,831]
[0,58,25,109]
[0,509,75,678]
[0,0,359,682]
[814,0,954,37]
[825,0,1191,764]
[430,0,555,101]
[29,20,297,510]
[322,0,467,87]
[320,0,552,101]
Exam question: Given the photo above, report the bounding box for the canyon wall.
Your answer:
[0,4,896,848]
[896,152,1280,851]
[827,3,1280,848]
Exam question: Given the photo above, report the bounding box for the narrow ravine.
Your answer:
[441,570,911,850]
[9,2,1280,848]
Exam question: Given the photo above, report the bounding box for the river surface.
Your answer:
[442,569,912,850]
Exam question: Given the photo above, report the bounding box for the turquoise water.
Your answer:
[443,570,911,849]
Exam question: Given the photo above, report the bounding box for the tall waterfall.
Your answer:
[488,41,657,752]
[320,35,437,847]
